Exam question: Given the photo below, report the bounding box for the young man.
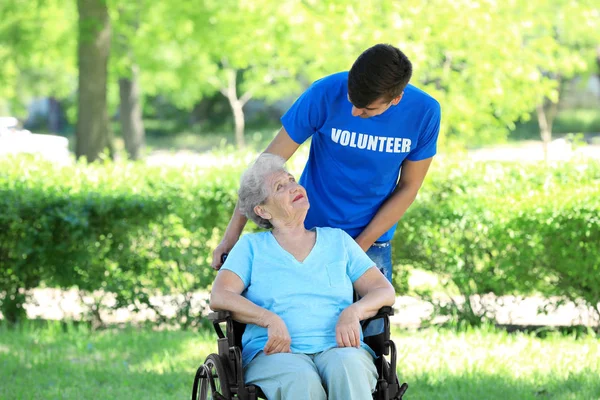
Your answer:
[212,43,441,287]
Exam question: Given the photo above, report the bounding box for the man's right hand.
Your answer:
[211,237,237,270]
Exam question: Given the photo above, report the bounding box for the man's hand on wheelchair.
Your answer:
[335,306,361,348]
[263,313,292,355]
[211,237,236,270]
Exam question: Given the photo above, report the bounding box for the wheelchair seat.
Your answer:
[192,306,408,400]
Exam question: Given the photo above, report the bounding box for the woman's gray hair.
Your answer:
[238,153,288,229]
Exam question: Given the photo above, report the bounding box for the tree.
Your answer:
[282,0,547,147]
[132,0,311,149]
[300,0,600,150]
[194,1,308,147]
[519,0,600,160]
[0,0,76,120]
[380,0,546,147]
[4,0,598,153]
[597,46,600,101]
[118,66,145,160]
[107,0,219,149]
[76,0,113,162]
[120,0,315,149]
[103,0,216,159]
[111,2,146,160]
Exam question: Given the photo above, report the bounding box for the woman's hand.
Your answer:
[263,313,292,355]
[336,305,361,348]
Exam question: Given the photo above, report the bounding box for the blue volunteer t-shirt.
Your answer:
[220,227,376,367]
[282,71,441,241]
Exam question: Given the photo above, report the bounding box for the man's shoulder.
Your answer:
[310,71,348,94]
[299,72,348,108]
[404,84,440,112]
[314,71,348,86]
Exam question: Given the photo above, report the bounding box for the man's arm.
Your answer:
[264,126,301,160]
[354,157,433,252]
[211,127,301,269]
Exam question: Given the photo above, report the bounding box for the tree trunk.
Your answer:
[119,65,145,160]
[230,100,245,148]
[75,0,112,162]
[189,101,205,128]
[536,88,560,162]
[48,97,62,133]
[220,68,252,149]
[596,46,600,101]
[536,103,552,162]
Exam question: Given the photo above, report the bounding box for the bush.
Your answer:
[500,187,600,319]
[394,159,600,325]
[0,154,245,326]
[2,154,599,327]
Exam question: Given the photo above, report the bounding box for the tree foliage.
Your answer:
[0,0,76,116]
[0,0,598,148]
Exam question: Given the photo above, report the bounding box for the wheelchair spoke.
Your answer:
[199,354,231,400]
[194,365,209,400]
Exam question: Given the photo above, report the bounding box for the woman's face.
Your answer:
[258,170,309,223]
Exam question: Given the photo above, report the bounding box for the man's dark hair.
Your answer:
[348,44,413,109]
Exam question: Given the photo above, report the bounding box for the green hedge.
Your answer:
[1,154,599,326]
[0,155,242,325]
[394,159,600,324]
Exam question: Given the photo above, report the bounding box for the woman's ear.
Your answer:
[254,205,272,220]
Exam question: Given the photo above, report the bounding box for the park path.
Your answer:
[144,139,600,167]
[20,288,599,328]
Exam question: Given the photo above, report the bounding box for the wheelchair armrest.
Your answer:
[362,306,394,325]
[207,311,234,340]
[207,310,233,323]
[361,306,394,357]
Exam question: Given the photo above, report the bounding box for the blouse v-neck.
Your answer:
[269,227,319,265]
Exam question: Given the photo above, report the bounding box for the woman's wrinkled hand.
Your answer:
[263,313,292,355]
[336,306,361,348]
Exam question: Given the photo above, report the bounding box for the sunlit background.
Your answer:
[1,1,600,399]
[1,0,599,161]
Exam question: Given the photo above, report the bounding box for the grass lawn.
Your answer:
[1,322,598,400]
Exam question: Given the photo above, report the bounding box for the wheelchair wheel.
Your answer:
[196,354,231,400]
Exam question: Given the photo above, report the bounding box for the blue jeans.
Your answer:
[366,241,393,283]
[363,241,392,337]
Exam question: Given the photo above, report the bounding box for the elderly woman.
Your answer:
[210,153,395,400]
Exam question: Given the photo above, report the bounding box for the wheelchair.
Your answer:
[192,306,408,399]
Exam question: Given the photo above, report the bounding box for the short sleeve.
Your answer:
[341,231,376,283]
[220,235,253,288]
[407,101,441,161]
[281,79,328,145]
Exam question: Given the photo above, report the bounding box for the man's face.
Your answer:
[348,94,403,118]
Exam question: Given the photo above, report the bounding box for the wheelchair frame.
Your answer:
[192,306,408,400]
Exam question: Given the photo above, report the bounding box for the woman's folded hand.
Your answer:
[263,313,292,355]
[336,305,361,348]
